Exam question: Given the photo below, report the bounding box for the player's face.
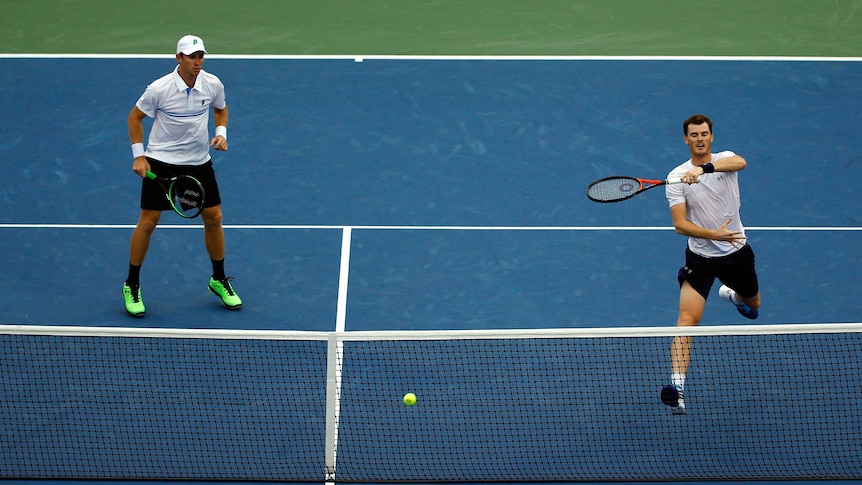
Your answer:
[176,52,205,79]
[684,122,713,157]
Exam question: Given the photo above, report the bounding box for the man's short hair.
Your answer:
[683,114,713,135]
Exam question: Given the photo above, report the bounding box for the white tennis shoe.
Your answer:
[671,385,686,415]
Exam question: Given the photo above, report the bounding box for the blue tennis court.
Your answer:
[1,57,860,328]
[1,56,860,483]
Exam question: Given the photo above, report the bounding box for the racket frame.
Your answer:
[586,175,686,203]
[145,170,206,218]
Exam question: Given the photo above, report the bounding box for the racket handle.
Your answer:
[145,170,156,180]
[666,175,700,185]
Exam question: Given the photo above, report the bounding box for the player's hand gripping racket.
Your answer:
[145,170,206,218]
[586,175,696,203]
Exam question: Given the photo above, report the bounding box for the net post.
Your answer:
[324,332,338,482]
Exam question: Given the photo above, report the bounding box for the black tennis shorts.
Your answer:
[140,158,222,211]
[677,244,759,300]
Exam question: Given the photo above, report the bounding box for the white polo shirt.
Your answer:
[665,151,746,258]
[136,66,226,165]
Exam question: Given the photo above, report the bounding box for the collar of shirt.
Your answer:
[172,65,202,93]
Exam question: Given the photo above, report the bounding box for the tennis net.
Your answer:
[1,323,860,481]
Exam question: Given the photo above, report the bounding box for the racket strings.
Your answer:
[170,177,205,215]
[587,177,640,202]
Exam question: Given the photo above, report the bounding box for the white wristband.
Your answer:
[131,143,145,158]
[215,126,227,140]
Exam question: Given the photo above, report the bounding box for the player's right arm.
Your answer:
[670,203,745,244]
[128,106,149,177]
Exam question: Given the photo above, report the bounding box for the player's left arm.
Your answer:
[211,105,228,151]
[683,155,746,182]
[708,154,746,173]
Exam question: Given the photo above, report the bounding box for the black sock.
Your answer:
[126,264,141,286]
[212,259,226,280]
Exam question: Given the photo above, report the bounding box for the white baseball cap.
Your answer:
[176,35,207,55]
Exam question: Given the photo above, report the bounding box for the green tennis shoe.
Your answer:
[123,282,145,318]
[208,276,242,310]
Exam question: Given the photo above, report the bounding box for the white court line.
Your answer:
[327,227,352,482]
[335,227,352,332]
[0,223,860,231]
[1,53,861,62]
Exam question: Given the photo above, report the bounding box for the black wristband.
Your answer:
[701,162,715,173]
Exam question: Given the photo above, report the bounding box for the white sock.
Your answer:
[671,373,686,390]
[727,288,743,305]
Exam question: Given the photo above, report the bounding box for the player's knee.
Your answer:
[201,206,223,227]
[677,301,704,326]
[677,312,700,327]
[136,212,160,234]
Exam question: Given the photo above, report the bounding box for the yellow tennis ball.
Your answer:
[403,392,417,406]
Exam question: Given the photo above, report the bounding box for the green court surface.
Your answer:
[2,0,861,56]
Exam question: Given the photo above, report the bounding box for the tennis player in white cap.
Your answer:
[123,34,242,317]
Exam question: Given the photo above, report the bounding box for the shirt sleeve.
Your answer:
[665,165,689,207]
[713,150,737,162]
[211,79,226,110]
[135,83,158,118]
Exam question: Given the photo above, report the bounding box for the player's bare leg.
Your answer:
[124,209,161,317]
[201,205,241,309]
[666,282,705,414]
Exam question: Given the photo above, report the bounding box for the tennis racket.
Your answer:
[586,175,694,203]
[145,170,206,218]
